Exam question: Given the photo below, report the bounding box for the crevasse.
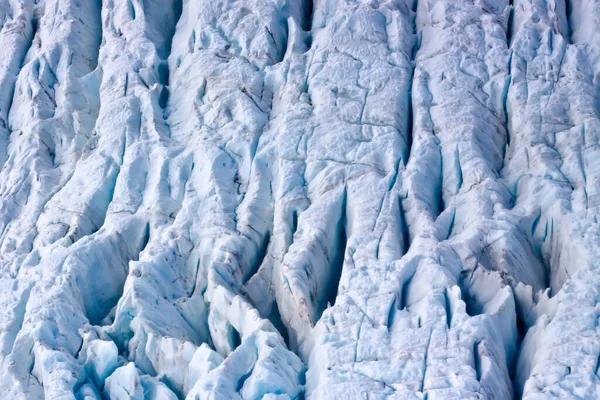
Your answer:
[0,0,599,399]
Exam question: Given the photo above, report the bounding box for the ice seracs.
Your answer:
[0,0,599,399]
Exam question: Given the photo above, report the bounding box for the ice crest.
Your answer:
[0,0,599,399]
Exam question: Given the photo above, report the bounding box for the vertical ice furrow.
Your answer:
[33,0,181,250]
[0,0,36,171]
[566,0,600,48]
[276,184,346,349]
[403,0,418,167]
[506,0,600,397]
[566,0,600,211]
[394,0,526,398]
[291,0,414,337]
[96,0,311,397]
[0,0,102,278]
[242,24,315,324]
[150,0,418,396]
[506,0,597,293]
[0,0,183,398]
[0,2,103,396]
[254,0,417,398]
[0,1,598,399]
[401,69,443,242]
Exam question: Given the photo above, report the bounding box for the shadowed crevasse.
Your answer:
[0,0,599,399]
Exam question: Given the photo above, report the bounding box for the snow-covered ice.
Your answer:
[0,0,599,398]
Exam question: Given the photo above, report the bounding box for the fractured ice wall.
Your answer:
[0,0,599,399]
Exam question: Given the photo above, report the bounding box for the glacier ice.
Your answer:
[0,0,599,398]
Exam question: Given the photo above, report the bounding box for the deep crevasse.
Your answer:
[0,0,599,399]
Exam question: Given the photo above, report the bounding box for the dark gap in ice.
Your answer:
[267,16,289,64]
[443,288,453,329]
[406,85,414,163]
[268,302,290,348]
[502,57,512,177]
[295,0,313,49]
[510,306,529,397]
[236,363,255,392]
[528,212,552,290]
[408,0,418,14]
[446,209,456,240]
[156,0,182,121]
[85,271,126,327]
[387,295,398,330]
[325,197,347,311]
[503,0,513,168]
[463,292,481,318]
[502,3,519,226]
[30,16,39,53]
[458,270,483,318]
[454,147,463,193]
[516,312,528,345]
[106,322,135,358]
[141,0,183,60]
[87,291,118,327]
[564,0,572,42]
[172,0,183,27]
[158,85,169,109]
[399,197,410,253]
[155,56,171,117]
[314,191,347,324]
[304,0,314,32]
[291,210,299,237]
[243,231,270,285]
[136,222,151,259]
[296,389,306,400]
[473,341,482,381]
[127,0,136,21]
[157,61,169,86]
[232,325,242,350]
[506,1,514,45]
[437,169,446,215]
[513,318,528,377]
[399,272,413,310]
[236,370,252,392]
[293,368,306,400]
[405,0,418,161]
[282,18,290,62]
[304,31,312,51]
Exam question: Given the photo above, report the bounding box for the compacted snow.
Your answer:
[0,0,599,398]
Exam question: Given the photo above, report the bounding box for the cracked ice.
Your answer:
[0,0,599,399]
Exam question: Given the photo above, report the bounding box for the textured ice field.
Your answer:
[0,0,599,398]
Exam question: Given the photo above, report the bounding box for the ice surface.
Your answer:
[0,0,599,398]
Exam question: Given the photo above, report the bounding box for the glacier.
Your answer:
[0,0,599,398]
